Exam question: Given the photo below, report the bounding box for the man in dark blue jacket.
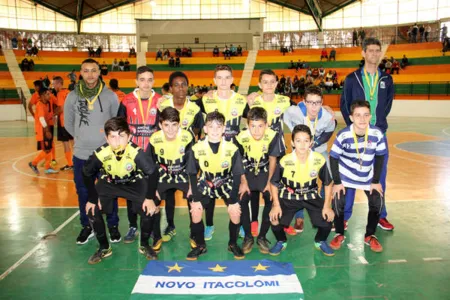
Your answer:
[340,37,395,231]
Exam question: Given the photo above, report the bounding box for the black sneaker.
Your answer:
[228,243,245,260]
[256,236,271,254]
[139,245,158,260]
[76,226,94,245]
[60,165,74,171]
[109,226,121,243]
[242,236,254,254]
[186,246,207,261]
[88,247,112,265]
[28,162,39,175]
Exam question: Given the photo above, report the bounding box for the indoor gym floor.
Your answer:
[0,116,449,300]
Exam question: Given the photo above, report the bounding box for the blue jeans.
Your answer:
[344,135,389,220]
[73,156,119,227]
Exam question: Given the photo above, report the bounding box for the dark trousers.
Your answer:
[73,156,118,227]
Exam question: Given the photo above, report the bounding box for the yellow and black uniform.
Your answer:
[187,138,244,204]
[270,151,332,243]
[236,128,284,240]
[199,92,247,141]
[148,129,193,198]
[159,97,204,136]
[82,141,160,250]
[249,94,291,135]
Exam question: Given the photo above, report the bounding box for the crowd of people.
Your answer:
[24,37,396,266]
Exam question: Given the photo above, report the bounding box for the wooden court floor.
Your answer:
[0,116,449,299]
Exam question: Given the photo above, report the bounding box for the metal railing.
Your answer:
[146,42,248,52]
[395,81,450,99]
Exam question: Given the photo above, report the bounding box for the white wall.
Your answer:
[389,100,450,118]
[0,104,27,121]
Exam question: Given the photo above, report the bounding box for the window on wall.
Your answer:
[342,2,361,29]
[398,0,418,24]
[379,0,398,26]
[418,0,438,22]
[323,10,343,30]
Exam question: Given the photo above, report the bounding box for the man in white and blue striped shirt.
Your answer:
[329,100,386,253]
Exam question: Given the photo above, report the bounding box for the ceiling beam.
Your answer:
[304,0,322,31]
[82,0,137,20]
[267,0,310,15]
[322,0,358,17]
[32,0,76,20]
[76,0,84,34]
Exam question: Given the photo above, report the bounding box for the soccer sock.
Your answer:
[250,192,260,222]
[88,208,109,249]
[191,221,205,247]
[140,215,153,247]
[229,221,239,245]
[205,198,215,227]
[165,191,175,228]
[32,151,46,166]
[65,151,73,166]
[51,142,56,160]
[44,152,52,169]
[152,212,162,241]
[271,224,287,242]
[126,200,138,228]
[259,191,272,238]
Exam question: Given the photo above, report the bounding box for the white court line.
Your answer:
[442,128,450,137]
[423,257,443,261]
[358,256,369,265]
[0,144,63,166]
[390,153,446,168]
[388,259,407,263]
[0,210,79,281]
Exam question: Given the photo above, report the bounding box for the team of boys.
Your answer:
[28,37,394,264]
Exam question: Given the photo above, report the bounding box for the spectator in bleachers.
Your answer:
[288,60,296,69]
[20,58,29,71]
[124,59,130,71]
[425,24,431,42]
[25,45,32,56]
[119,59,125,71]
[318,66,325,79]
[391,60,400,74]
[419,24,425,42]
[230,44,237,56]
[329,48,336,61]
[101,61,108,76]
[412,23,419,43]
[318,79,325,90]
[182,47,188,57]
[442,37,450,56]
[223,45,231,60]
[31,45,38,56]
[326,70,333,81]
[332,70,338,81]
[284,77,292,97]
[401,54,409,68]
[385,60,392,74]
[109,79,125,103]
[359,57,365,68]
[88,47,95,57]
[156,49,163,61]
[18,38,22,50]
[320,48,328,61]
[68,70,77,82]
[175,56,181,67]
[28,59,35,71]
[129,47,136,58]
[440,24,448,42]
[169,56,175,67]
[187,47,192,57]
[111,59,119,71]
[306,75,314,88]
[339,79,345,89]
[161,82,171,98]
[291,76,299,100]
[27,37,32,47]
[379,60,386,72]
[237,45,243,56]
[188,84,195,96]
[68,80,76,91]
[306,67,312,77]
[163,49,170,60]
[175,46,182,57]
[333,78,340,90]
[311,68,319,79]
[324,78,333,93]
[279,74,286,87]
[352,29,358,46]
[280,46,288,56]
[11,36,18,49]
[359,28,366,44]
[95,46,102,57]
[213,46,219,57]
[296,60,301,71]
[208,83,214,91]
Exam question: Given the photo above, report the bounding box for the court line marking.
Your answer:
[394,139,450,158]
[388,259,407,263]
[390,152,447,168]
[423,257,443,261]
[358,256,369,265]
[0,144,63,165]
[442,128,450,137]
[0,210,79,281]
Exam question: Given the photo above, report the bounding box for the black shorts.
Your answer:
[157,182,189,200]
[37,138,53,151]
[57,126,73,141]
[245,172,269,192]
[192,193,238,207]
[278,197,330,229]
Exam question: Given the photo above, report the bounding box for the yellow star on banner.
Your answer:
[209,264,227,272]
[252,263,270,272]
[167,263,184,273]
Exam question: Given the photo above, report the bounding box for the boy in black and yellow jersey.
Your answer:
[244,69,291,238]
[236,107,284,254]
[159,71,204,139]
[196,65,247,240]
[186,111,247,260]
[83,117,160,265]
[269,125,335,257]
[148,107,194,245]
